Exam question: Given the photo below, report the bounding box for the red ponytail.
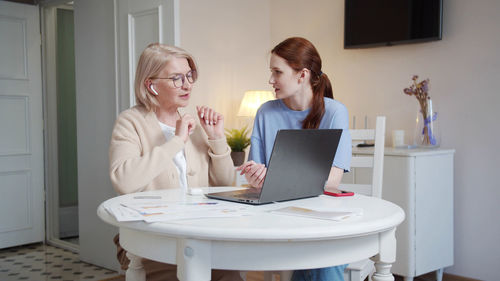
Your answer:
[271,37,333,129]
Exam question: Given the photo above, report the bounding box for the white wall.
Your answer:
[75,0,500,278]
[270,0,500,280]
[74,0,119,270]
[179,0,271,129]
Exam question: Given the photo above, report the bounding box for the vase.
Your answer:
[230,151,245,166]
[413,100,440,148]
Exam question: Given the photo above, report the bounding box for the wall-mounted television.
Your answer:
[344,0,443,49]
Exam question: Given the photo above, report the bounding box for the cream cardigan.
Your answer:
[109,105,235,194]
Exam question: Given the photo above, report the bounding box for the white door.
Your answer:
[116,0,179,112]
[0,1,44,248]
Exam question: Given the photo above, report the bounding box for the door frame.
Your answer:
[41,1,78,253]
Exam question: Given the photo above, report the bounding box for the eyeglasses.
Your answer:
[151,70,197,88]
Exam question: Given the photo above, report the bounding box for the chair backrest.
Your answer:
[341,116,386,198]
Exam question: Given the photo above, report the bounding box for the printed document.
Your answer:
[270,206,363,221]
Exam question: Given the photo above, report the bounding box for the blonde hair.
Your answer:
[134,43,198,111]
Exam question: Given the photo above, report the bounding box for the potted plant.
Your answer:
[225,125,251,166]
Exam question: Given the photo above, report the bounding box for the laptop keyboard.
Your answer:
[228,189,261,199]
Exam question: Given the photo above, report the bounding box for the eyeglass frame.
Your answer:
[150,69,197,88]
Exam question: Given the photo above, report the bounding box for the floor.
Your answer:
[0,243,118,281]
[61,236,80,245]
[0,243,465,281]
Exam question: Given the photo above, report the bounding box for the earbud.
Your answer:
[150,85,159,96]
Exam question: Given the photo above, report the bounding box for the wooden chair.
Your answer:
[263,116,386,281]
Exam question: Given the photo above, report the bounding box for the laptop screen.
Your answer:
[258,129,342,203]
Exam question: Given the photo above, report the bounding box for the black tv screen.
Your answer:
[344,0,443,49]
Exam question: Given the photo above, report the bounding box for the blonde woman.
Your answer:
[109,43,241,281]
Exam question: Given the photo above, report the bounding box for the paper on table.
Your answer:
[142,206,251,223]
[104,199,250,222]
[270,206,363,221]
[121,200,226,215]
[105,203,144,221]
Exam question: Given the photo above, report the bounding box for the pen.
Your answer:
[185,202,218,205]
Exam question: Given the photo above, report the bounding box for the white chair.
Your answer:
[342,116,386,281]
[263,116,386,281]
[343,116,386,198]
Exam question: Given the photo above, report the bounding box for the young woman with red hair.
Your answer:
[238,37,352,281]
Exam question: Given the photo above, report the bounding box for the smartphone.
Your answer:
[324,190,354,197]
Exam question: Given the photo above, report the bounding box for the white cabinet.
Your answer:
[344,147,455,281]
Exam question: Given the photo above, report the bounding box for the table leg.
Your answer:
[371,228,396,281]
[125,252,145,281]
[436,268,444,281]
[176,238,212,281]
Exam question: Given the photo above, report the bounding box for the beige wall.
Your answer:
[270,0,500,280]
[75,0,499,277]
[179,0,271,129]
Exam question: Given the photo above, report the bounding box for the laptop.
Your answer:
[206,129,342,205]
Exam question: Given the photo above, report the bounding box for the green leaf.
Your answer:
[225,125,251,152]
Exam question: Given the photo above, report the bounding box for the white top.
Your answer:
[98,187,405,241]
[158,122,187,191]
[98,188,405,277]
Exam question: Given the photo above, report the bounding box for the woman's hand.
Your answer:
[175,114,196,143]
[236,161,267,188]
[196,106,224,140]
[324,166,344,193]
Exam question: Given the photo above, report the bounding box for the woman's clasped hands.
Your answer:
[196,105,225,140]
[174,114,196,143]
[175,105,225,143]
[236,160,267,188]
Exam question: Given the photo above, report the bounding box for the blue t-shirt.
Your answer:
[249,98,351,172]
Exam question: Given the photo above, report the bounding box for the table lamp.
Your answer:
[227,90,274,168]
[237,90,275,118]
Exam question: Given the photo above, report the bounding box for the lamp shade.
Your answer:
[237,90,275,117]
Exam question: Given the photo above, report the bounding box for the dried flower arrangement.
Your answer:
[403,75,431,115]
[403,75,438,146]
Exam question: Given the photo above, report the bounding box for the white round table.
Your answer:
[98,188,404,281]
